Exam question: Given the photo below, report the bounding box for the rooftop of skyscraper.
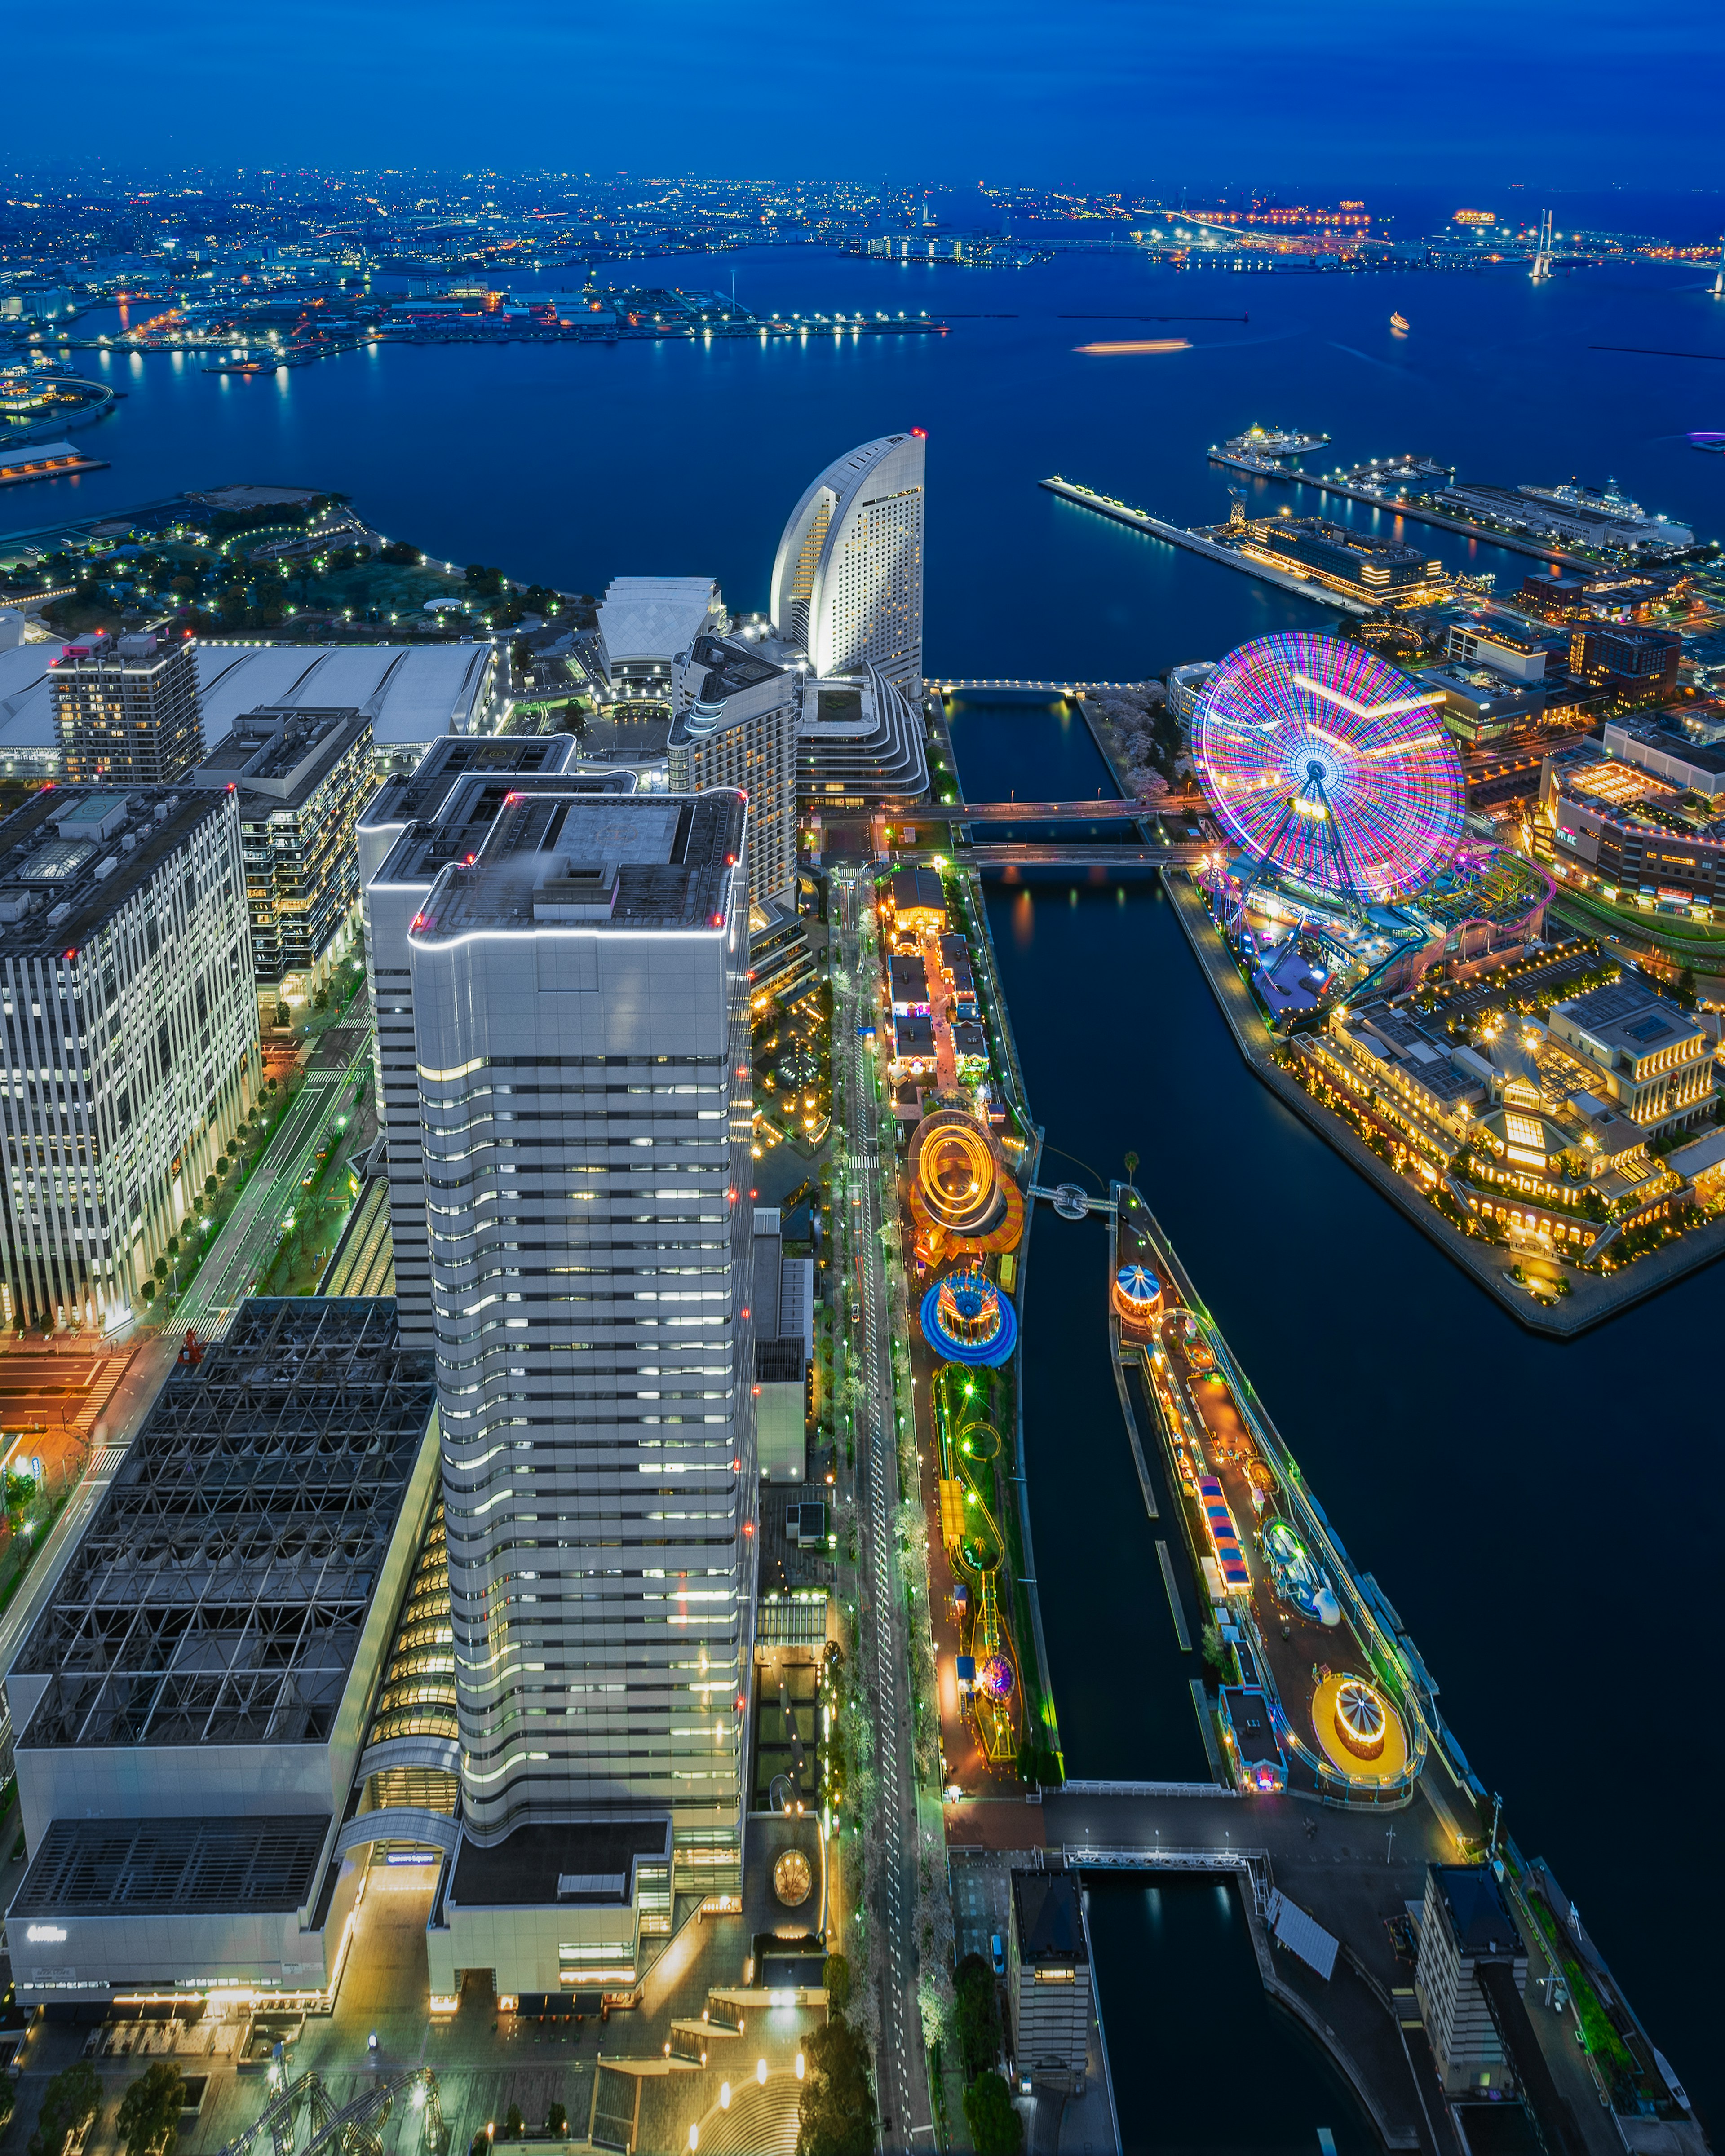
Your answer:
[411,788,745,938]
[0,783,227,957]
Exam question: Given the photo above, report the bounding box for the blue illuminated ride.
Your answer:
[920,1270,1018,1367]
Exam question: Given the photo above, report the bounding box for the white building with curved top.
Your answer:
[770,433,925,693]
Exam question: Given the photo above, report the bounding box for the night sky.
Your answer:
[10,0,1725,188]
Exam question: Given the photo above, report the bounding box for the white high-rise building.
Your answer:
[0,785,259,1334]
[397,783,758,1913]
[357,737,631,1345]
[770,433,925,693]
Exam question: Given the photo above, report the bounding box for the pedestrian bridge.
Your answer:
[929,678,1152,695]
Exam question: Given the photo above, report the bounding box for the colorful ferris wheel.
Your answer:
[1192,632,1467,903]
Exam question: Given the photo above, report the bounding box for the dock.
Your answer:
[1039,475,1372,615]
[1205,453,1607,570]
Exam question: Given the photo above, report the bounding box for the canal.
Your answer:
[948,695,1725,2144]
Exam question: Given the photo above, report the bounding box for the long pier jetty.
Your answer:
[1039,475,1372,616]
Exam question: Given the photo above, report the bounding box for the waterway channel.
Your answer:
[948,694,1725,2143]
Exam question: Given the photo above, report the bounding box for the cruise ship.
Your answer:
[1436,477,1694,555]
[1222,424,1329,458]
[1517,477,1693,549]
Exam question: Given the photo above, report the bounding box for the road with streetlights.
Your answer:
[831,872,932,2149]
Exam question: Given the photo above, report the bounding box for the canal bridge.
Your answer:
[929,677,1154,695]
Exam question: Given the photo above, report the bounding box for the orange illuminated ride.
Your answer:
[906,1101,1023,1266]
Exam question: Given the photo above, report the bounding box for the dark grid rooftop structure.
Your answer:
[14,1299,434,1753]
[12,1815,330,1917]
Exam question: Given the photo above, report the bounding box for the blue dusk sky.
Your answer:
[9,0,1725,191]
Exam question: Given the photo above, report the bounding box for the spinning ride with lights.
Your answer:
[1333,1679,1388,1761]
[1193,632,1467,907]
[906,1101,1023,1264]
[919,1271,1018,1367]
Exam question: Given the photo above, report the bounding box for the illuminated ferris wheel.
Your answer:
[1191,632,1467,903]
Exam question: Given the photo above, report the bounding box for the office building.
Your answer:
[597,577,727,699]
[1007,1869,1093,2094]
[0,642,59,780]
[357,735,630,1344]
[1415,1864,1527,2097]
[0,785,259,1335]
[396,783,759,1958]
[1568,624,1681,700]
[1416,664,1549,745]
[5,1298,439,2007]
[190,706,376,1012]
[196,641,500,774]
[50,632,203,785]
[771,433,925,692]
[1517,565,1688,625]
[1543,979,1715,1136]
[669,633,797,902]
[1444,619,1552,683]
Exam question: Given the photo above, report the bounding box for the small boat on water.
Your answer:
[1389,312,1411,334]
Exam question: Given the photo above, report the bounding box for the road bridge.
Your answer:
[948,797,1150,822]
[953,841,1207,867]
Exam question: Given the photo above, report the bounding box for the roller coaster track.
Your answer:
[934,1374,1021,1761]
[220,2068,444,2156]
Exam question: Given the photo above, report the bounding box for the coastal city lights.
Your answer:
[0,26,1720,2156]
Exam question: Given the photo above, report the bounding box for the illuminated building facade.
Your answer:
[357,737,631,1346]
[1251,517,1441,598]
[1568,623,1681,700]
[190,705,375,1010]
[0,785,259,1335]
[668,633,796,903]
[1544,979,1715,1135]
[50,632,203,785]
[400,787,758,1923]
[770,433,925,692]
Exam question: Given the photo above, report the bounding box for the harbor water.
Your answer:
[10,241,1725,2141]
[951,696,1725,2143]
[14,243,1723,684]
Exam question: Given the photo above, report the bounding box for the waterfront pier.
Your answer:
[1039,474,1375,615]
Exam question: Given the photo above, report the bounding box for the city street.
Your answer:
[832,873,932,2150]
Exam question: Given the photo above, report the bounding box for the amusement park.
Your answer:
[908,1091,1050,1790]
[1110,1199,1433,1807]
[1192,631,1554,1027]
[871,862,1058,1794]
